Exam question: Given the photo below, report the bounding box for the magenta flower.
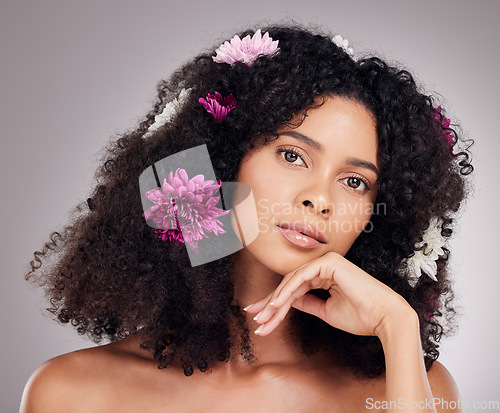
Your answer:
[198,92,237,121]
[142,168,230,250]
[212,29,279,66]
[433,106,457,159]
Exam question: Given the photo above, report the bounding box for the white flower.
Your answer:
[145,88,192,136]
[332,35,354,57]
[403,217,446,287]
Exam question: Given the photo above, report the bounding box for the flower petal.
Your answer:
[212,29,280,66]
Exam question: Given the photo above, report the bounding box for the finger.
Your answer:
[244,266,302,315]
[254,281,312,326]
[253,293,294,336]
[245,258,329,324]
[242,293,272,314]
[271,261,332,309]
[257,287,336,336]
[246,268,302,318]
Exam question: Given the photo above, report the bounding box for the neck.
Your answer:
[127,249,339,379]
[226,249,328,373]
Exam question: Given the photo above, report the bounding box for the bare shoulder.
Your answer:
[20,335,182,413]
[427,360,462,409]
[20,340,136,413]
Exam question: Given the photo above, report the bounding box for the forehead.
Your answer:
[278,96,379,165]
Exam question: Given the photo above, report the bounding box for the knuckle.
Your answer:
[326,251,339,260]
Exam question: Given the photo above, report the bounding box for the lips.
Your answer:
[277,222,327,244]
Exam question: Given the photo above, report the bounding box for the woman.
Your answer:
[21,25,473,411]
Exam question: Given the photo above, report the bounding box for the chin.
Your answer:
[243,230,326,275]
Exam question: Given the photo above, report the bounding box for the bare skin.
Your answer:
[21,97,461,412]
[22,332,387,413]
[21,327,458,412]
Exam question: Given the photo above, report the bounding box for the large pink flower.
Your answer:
[212,29,279,66]
[142,168,230,250]
[199,92,237,121]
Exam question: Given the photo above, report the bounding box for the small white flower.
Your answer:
[145,88,192,136]
[332,34,354,57]
[402,217,446,287]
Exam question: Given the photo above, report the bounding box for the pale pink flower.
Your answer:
[143,168,229,250]
[212,29,280,66]
[198,92,237,121]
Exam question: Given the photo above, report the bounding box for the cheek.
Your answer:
[245,177,291,227]
[326,202,374,255]
[233,161,286,246]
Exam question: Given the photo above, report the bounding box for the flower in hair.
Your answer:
[142,168,230,250]
[213,29,280,66]
[402,217,446,287]
[145,88,192,136]
[199,92,237,121]
[433,106,457,159]
[332,35,354,57]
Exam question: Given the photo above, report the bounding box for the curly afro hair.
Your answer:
[26,24,474,378]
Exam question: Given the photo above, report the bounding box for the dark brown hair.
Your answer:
[26,24,474,378]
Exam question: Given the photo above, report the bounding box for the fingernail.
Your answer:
[243,304,253,311]
[254,324,265,335]
[253,310,262,321]
[270,298,277,306]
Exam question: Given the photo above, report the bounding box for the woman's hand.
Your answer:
[244,251,416,338]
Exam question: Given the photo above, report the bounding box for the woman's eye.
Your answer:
[342,176,371,193]
[278,149,306,167]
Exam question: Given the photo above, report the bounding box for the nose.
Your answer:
[296,175,336,219]
[302,197,333,218]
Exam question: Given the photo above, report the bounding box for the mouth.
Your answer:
[277,222,327,248]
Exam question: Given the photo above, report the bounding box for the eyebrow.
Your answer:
[276,131,380,178]
[277,131,324,152]
[344,157,380,178]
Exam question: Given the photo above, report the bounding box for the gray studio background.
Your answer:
[2,0,498,410]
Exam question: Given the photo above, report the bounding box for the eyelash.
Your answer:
[275,146,373,192]
[276,146,307,167]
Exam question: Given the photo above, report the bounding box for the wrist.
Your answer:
[375,306,420,347]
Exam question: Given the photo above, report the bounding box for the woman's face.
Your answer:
[235,96,380,275]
